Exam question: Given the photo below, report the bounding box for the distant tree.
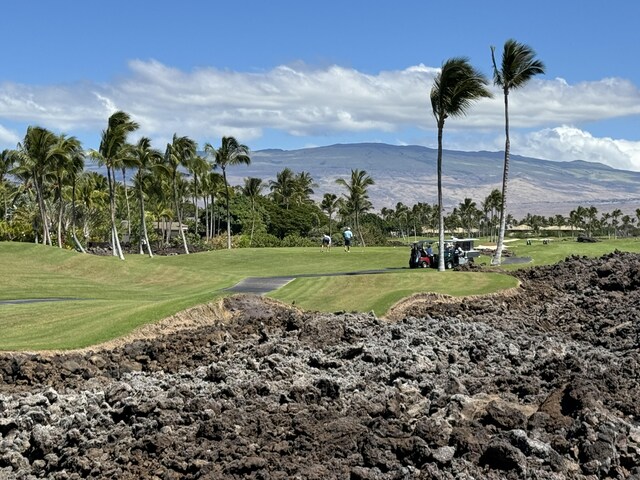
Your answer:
[458,197,481,237]
[335,169,375,247]
[0,149,16,222]
[49,134,84,249]
[431,57,492,271]
[91,111,139,260]
[164,134,197,254]
[205,137,251,249]
[320,193,339,237]
[269,168,296,209]
[132,137,164,257]
[242,177,264,246]
[491,39,545,265]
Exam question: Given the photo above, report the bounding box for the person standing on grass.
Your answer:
[343,227,353,252]
[321,234,332,252]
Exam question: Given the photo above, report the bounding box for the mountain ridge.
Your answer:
[224,143,640,216]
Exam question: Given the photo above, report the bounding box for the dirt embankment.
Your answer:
[0,252,639,479]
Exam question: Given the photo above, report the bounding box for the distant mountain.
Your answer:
[224,143,640,216]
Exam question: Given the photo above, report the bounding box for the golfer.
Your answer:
[321,234,332,252]
[343,227,353,252]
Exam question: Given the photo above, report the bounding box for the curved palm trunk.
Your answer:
[107,166,124,260]
[138,179,153,258]
[34,175,52,246]
[70,180,85,253]
[193,175,199,238]
[436,122,445,272]
[56,178,65,248]
[122,169,132,241]
[173,175,190,255]
[493,90,510,266]
[223,168,231,249]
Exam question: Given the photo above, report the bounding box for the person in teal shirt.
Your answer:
[343,227,353,252]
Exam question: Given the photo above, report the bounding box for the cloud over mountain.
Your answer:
[1,61,640,170]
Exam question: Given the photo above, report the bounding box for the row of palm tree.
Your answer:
[431,39,545,270]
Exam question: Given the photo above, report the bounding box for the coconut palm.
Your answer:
[335,169,375,247]
[0,149,17,222]
[204,137,251,249]
[187,154,210,237]
[269,168,296,209]
[431,57,492,271]
[242,177,264,246]
[164,134,197,254]
[49,134,84,250]
[320,193,339,237]
[132,137,164,257]
[90,111,139,260]
[491,39,545,265]
[292,171,317,205]
[458,197,480,238]
[13,126,63,246]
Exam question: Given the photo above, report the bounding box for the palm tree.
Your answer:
[132,137,164,257]
[491,39,545,265]
[164,134,197,254]
[458,197,480,238]
[431,57,492,271]
[201,171,225,239]
[13,126,63,246]
[0,149,17,222]
[269,168,296,209]
[292,171,317,205]
[320,193,339,237]
[90,111,139,260]
[187,154,210,237]
[335,169,375,247]
[204,136,251,249]
[242,177,264,246]
[49,134,84,249]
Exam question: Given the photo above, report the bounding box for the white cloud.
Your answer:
[0,124,20,148]
[511,126,640,171]
[0,61,639,168]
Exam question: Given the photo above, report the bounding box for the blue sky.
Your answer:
[2,0,640,171]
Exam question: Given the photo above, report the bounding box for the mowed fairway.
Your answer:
[1,238,638,351]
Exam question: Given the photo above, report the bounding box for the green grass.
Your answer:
[269,270,517,316]
[1,237,638,351]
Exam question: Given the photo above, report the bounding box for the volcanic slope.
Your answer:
[0,252,639,479]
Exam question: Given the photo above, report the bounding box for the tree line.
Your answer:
[1,39,636,263]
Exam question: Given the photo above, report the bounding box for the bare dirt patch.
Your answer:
[0,252,639,479]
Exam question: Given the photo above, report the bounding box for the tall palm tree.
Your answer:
[335,169,375,247]
[49,134,84,249]
[164,134,197,254]
[431,57,492,271]
[13,126,62,246]
[187,154,210,237]
[491,39,545,265]
[132,137,164,257]
[320,193,339,237]
[242,177,264,246]
[90,111,139,260]
[204,136,251,249]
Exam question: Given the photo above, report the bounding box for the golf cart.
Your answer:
[409,240,435,268]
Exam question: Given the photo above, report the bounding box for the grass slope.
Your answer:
[1,238,638,350]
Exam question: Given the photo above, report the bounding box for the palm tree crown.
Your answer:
[491,39,546,92]
[430,57,492,271]
[491,40,545,265]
